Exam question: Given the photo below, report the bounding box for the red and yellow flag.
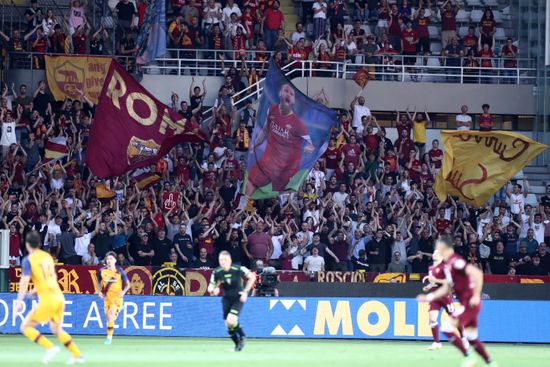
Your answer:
[352,67,370,89]
[434,131,547,207]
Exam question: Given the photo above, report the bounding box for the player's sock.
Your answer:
[471,339,491,363]
[107,321,115,339]
[442,330,468,356]
[234,323,245,339]
[458,326,465,338]
[57,331,81,358]
[227,327,239,346]
[430,322,440,343]
[23,327,55,349]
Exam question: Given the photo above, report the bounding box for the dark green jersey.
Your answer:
[210,265,250,298]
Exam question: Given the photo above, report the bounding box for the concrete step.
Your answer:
[523,165,549,174]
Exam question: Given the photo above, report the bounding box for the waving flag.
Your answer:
[352,67,370,89]
[86,61,207,178]
[243,60,337,199]
[42,136,68,164]
[434,130,547,207]
[136,0,167,65]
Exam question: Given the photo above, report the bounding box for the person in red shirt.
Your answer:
[321,138,339,180]
[339,134,361,167]
[262,1,284,50]
[479,103,493,131]
[198,223,219,257]
[462,26,478,56]
[439,0,458,50]
[396,110,412,138]
[241,6,256,41]
[413,7,431,54]
[387,4,402,52]
[479,8,496,49]
[501,38,518,84]
[401,21,418,66]
[428,139,443,172]
[477,37,494,83]
[72,23,90,54]
[435,208,451,234]
[30,27,47,69]
[362,124,378,155]
[394,128,414,163]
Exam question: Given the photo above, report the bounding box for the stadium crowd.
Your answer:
[0,65,549,277]
[0,0,519,82]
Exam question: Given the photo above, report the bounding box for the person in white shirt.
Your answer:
[303,246,325,272]
[0,110,17,157]
[291,22,306,45]
[82,243,99,265]
[456,104,472,130]
[507,179,528,216]
[530,213,545,245]
[312,0,327,39]
[307,161,325,191]
[332,184,349,209]
[222,0,241,26]
[350,96,371,132]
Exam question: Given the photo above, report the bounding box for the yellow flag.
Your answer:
[45,55,112,105]
[435,131,547,207]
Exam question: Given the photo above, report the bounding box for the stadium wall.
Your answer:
[0,293,549,343]
[7,70,536,115]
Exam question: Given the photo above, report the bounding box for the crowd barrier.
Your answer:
[8,266,550,296]
[0,293,548,343]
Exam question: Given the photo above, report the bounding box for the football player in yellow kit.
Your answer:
[97,251,130,345]
[15,231,84,364]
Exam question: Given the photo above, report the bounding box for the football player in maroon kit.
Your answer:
[246,83,313,196]
[417,235,497,367]
[422,250,467,351]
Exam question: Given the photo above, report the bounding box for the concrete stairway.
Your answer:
[279,0,298,36]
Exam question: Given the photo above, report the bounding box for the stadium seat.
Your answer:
[361,25,372,35]
[456,10,470,23]
[483,0,499,7]
[430,42,442,55]
[470,9,483,23]
[494,28,506,41]
[458,26,469,38]
[428,26,440,39]
[493,10,503,23]
[344,24,353,35]
[466,0,483,7]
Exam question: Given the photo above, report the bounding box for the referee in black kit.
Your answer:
[208,251,256,351]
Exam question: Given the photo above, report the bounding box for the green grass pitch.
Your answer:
[1,335,549,367]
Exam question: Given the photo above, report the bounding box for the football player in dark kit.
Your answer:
[208,251,256,351]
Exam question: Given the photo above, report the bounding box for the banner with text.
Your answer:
[0,294,548,342]
[45,55,112,105]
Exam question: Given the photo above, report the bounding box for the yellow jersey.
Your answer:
[97,266,129,298]
[22,249,63,300]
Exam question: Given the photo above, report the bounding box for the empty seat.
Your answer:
[430,42,442,55]
[493,10,503,23]
[470,9,483,22]
[466,0,483,6]
[458,26,469,38]
[494,27,506,41]
[344,24,353,35]
[456,9,470,22]
[483,0,499,7]
[361,25,372,35]
[428,26,440,38]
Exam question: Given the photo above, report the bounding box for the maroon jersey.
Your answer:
[340,143,361,166]
[441,9,457,31]
[415,17,429,38]
[435,218,451,234]
[323,146,339,169]
[428,148,443,169]
[444,254,473,305]
[428,262,454,313]
[401,29,418,53]
[479,113,493,131]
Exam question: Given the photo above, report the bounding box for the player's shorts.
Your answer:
[29,295,64,324]
[248,159,298,192]
[429,294,455,314]
[105,296,123,317]
[222,296,243,319]
[451,303,481,329]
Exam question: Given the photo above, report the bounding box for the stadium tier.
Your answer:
[0,0,549,366]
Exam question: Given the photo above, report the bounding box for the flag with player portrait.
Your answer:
[243,61,337,199]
